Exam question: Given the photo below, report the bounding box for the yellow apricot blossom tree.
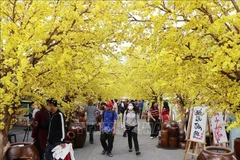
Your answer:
[0,0,130,158]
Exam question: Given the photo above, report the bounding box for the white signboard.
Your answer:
[190,107,207,143]
[211,112,228,144]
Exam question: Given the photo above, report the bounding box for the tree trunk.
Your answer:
[0,131,10,160]
[0,108,12,159]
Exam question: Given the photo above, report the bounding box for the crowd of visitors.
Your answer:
[30,98,171,159]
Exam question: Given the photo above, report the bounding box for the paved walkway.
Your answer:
[10,120,187,160]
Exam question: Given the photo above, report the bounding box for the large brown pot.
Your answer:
[7,142,39,160]
[178,136,185,143]
[160,139,169,148]
[168,127,179,138]
[162,121,171,130]
[179,130,185,137]
[169,137,178,148]
[197,146,234,160]
[170,121,178,128]
[65,131,75,147]
[69,122,87,148]
[160,130,169,139]
[179,142,186,149]
[234,138,240,160]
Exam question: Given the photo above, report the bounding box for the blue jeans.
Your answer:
[44,142,60,160]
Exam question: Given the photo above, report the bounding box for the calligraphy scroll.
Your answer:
[190,107,207,143]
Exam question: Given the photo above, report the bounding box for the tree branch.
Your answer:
[231,0,240,12]
[221,70,239,82]
[128,13,150,23]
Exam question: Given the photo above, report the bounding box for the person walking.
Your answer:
[82,99,100,144]
[112,99,118,115]
[161,108,169,122]
[31,102,39,119]
[149,102,160,139]
[122,103,141,155]
[45,98,66,160]
[31,104,49,160]
[139,100,144,119]
[163,99,170,115]
[100,102,118,157]
[122,100,129,137]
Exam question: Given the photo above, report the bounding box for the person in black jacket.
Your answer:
[45,98,66,160]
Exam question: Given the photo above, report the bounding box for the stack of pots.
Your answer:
[168,121,179,149]
[178,130,186,149]
[159,120,180,149]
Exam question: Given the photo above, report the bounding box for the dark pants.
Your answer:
[34,139,43,160]
[150,117,160,137]
[44,142,60,160]
[100,132,114,153]
[87,125,96,142]
[126,125,139,151]
[122,113,127,137]
[139,109,143,119]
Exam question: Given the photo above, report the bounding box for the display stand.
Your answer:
[184,107,210,160]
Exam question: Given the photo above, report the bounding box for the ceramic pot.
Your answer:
[162,121,171,130]
[169,137,178,148]
[178,135,185,142]
[179,130,185,137]
[234,138,240,160]
[197,146,234,160]
[69,122,87,148]
[160,139,169,148]
[170,121,178,128]
[168,127,179,138]
[7,142,39,160]
[179,142,186,149]
[160,130,169,139]
[65,131,75,147]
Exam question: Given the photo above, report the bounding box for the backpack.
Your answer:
[102,110,115,122]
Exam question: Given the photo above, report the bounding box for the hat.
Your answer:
[106,101,113,107]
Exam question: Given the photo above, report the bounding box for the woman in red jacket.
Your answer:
[161,108,169,122]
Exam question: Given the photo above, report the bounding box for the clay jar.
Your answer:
[7,142,39,160]
[160,139,169,148]
[69,122,87,148]
[65,131,75,147]
[169,137,178,148]
[162,121,171,130]
[197,146,234,160]
[168,127,179,138]
[170,121,178,128]
[160,130,169,139]
[179,142,186,149]
[234,138,240,160]
[179,130,185,137]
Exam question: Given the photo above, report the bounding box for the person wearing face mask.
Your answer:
[122,103,141,155]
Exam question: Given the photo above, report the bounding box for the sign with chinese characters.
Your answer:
[190,107,207,143]
[211,112,228,144]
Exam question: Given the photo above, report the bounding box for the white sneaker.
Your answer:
[150,137,154,139]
